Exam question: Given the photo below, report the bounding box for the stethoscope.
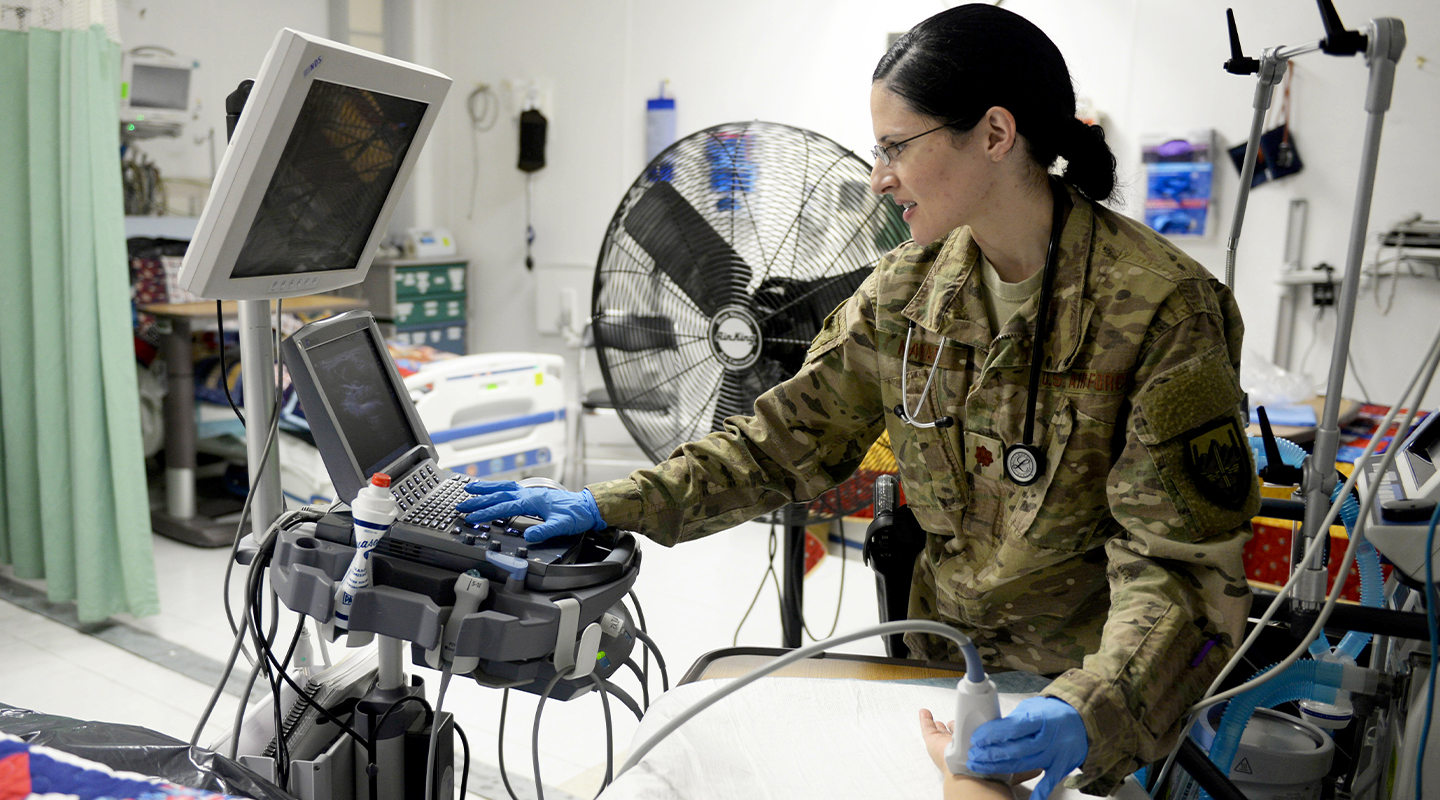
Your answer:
[893,177,1066,487]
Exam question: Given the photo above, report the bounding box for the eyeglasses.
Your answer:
[871,122,952,166]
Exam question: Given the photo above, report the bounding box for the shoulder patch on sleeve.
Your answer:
[1132,345,1242,445]
[1180,416,1251,511]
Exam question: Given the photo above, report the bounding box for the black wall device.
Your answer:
[518,108,547,172]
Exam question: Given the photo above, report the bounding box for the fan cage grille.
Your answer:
[592,121,907,518]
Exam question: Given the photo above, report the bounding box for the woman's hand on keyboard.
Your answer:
[457,481,607,542]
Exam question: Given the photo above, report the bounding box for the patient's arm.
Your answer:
[920,709,1028,800]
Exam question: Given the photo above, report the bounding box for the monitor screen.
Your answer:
[307,326,420,478]
[232,81,427,280]
[177,28,450,300]
[130,63,191,110]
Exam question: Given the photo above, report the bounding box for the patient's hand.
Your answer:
[920,710,1041,800]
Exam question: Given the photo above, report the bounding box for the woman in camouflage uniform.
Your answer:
[459,5,1259,798]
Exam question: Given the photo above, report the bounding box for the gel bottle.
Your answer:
[332,472,399,647]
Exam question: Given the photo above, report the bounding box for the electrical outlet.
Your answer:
[1311,262,1336,306]
[501,78,554,121]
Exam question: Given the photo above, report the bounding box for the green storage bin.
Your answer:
[396,321,467,355]
[393,293,466,326]
[393,262,467,299]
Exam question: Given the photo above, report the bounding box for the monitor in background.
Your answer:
[281,310,433,504]
[121,50,194,136]
[177,28,450,301]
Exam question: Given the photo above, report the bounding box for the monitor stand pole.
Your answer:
[238,299,284,538]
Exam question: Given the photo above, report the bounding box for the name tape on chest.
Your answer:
[1040,370,1129,394]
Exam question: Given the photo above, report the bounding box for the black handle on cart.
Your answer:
[863,475,928,658]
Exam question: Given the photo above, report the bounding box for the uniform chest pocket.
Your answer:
[1002,396,1104,552]
[882,366,970,513]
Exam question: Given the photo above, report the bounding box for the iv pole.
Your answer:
[1221,2,1405,617]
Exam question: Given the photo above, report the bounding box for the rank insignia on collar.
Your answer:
[1182,416,1250,510]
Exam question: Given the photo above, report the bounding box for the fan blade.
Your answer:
[624,181,753,318]
[711,371,752,434]
[754,266,872,378]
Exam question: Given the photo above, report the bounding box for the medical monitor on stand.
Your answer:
[176,28,450,301]
[172,27,450,543]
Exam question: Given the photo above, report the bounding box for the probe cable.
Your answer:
[598,676,644,723]
[626,591,653,705]
[622,658,650,710]
[221,299,289,649]
[1150,321,1440,791]
[231,525,377,796]
[632,628,669,692]
[424,668,453,800]
[497,689,522,800]
[191,503,320,747]
[617,619,985,777]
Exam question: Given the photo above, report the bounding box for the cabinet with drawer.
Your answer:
[353,257,469,354]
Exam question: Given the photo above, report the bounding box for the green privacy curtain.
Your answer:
[0,0,159,621]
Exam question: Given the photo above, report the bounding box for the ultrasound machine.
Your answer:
[171,27,643,800]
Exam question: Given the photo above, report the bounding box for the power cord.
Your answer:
[466,83,499,220]
[733,522,785,645]
[215,300,245,425]
[805,512,846,642]
[454,721,471,800]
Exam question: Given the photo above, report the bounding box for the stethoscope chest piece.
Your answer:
[1003,443,1045,486]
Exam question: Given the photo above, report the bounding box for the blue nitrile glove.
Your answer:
[968,696,1088,800]
[457,481,606,543]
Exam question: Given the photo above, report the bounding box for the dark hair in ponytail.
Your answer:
[873,4,1116,204]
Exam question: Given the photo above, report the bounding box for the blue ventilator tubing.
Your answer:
[1200,659,1351,800]
[1248,436,1384,659]
[1194,440,1386,799]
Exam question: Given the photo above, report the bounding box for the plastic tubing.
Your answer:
[1249,435,1308,473]
[1334,483,1381,660]
[1249,436,1382,660]
[1200,659,1344,800]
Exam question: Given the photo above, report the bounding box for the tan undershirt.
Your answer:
[977,251,1045,334]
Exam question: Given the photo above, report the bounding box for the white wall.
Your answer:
[427,0,1440,410]
[119,0,1440,410]
[115,0,330,203]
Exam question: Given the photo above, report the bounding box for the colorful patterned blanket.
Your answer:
[0,734,246,800]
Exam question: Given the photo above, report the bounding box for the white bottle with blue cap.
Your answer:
[331,472,399,647]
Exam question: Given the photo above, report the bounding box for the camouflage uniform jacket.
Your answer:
[588,185,1259,794]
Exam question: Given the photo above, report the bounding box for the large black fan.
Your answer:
[591,121,907,518]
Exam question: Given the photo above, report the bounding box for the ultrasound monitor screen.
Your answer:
[307,328,419,477]
[231,80,427,279]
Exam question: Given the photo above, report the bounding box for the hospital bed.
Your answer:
[277,351,568,507]
[598,650,1150,800]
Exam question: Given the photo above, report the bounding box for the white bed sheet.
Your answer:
[601,677,1148,800]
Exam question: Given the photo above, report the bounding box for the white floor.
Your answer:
[0,515,883,800]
